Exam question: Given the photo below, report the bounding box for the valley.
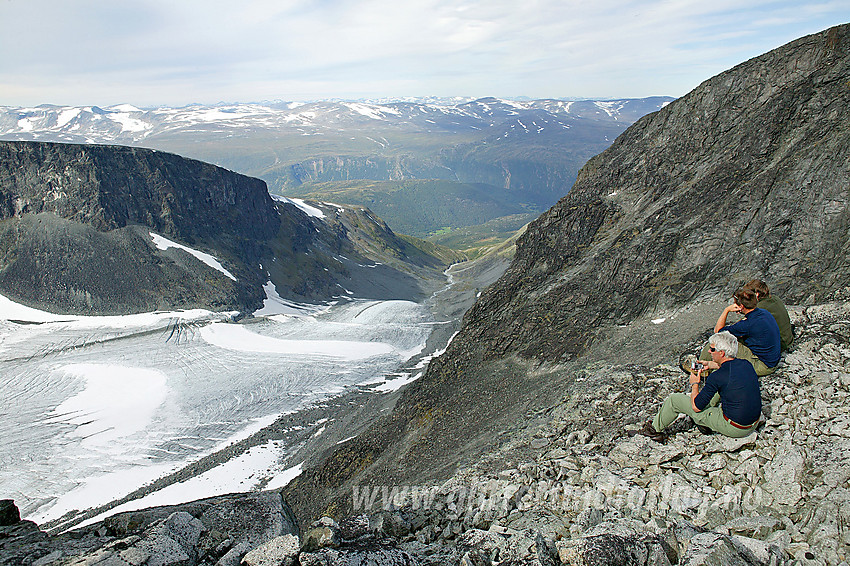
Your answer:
[0,97,672,253]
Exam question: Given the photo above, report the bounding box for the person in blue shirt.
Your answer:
[640,331,762,441]
[744,279,794,351]
[712,286,781,376]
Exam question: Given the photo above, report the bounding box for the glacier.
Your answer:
[0,292,435,527]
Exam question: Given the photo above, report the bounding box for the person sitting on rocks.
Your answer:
[744,279,794,351]
[697,286,781,377]
[641,331,762,441]
[715,286,781,376]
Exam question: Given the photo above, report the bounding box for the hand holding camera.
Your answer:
[689,360,705,384]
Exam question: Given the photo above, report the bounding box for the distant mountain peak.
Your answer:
[0,96,674,146]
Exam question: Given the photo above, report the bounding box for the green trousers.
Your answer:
[699,343,776,377]
[652,393,756,438]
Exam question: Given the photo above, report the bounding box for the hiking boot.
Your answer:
[667,415,696,434]
[696,424,714,435]
[633,421,667,443]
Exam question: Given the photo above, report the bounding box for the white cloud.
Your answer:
[0,0,847,106]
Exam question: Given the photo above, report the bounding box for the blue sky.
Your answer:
[1,0,847,107]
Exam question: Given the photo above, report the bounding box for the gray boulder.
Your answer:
[127,512,205,566]
[338,515,371,541]
[762,440,805,507]
[297,546,417,566]
[0,500,20,526]
[302,526,341,553]
[241,534,300,566]
[556,522,676,566]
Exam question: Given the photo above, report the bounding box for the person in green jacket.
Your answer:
[744,279,794,351]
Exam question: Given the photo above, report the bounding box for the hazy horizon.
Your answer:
[1,1,847,108]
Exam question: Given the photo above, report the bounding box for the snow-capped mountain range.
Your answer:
[0,97,672,146]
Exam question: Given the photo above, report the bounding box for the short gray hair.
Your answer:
[710,331,738,358]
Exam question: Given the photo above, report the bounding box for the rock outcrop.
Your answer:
[0,492,297,566]
[0,141,279,314]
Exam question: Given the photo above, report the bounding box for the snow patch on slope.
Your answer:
[149,232,237,281]
[594,101,625,117]
[199,322,396,359]
[273,195,326,219]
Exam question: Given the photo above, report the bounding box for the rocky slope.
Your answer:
[2,302,847,565]
[0,141,461,315]
[282,21,850,531]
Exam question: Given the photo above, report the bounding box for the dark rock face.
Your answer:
[283,24,850,522]
[0,141,279,314]
[0,215,251,314]
[0,500,20,526]
[0,141,279,244]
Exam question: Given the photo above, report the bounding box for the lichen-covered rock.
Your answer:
[371,512,411,539]
[722,516,781,540]
[302,526,340,553]
[242,534,300,566]
[556,532,672,566]
[299,546,418,566]
[338,515,371,541]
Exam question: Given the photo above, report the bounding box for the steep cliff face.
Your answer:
[284,24,850,521]
[278,155,456,191]
[0,141,280,314]
[0,141,280,245]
